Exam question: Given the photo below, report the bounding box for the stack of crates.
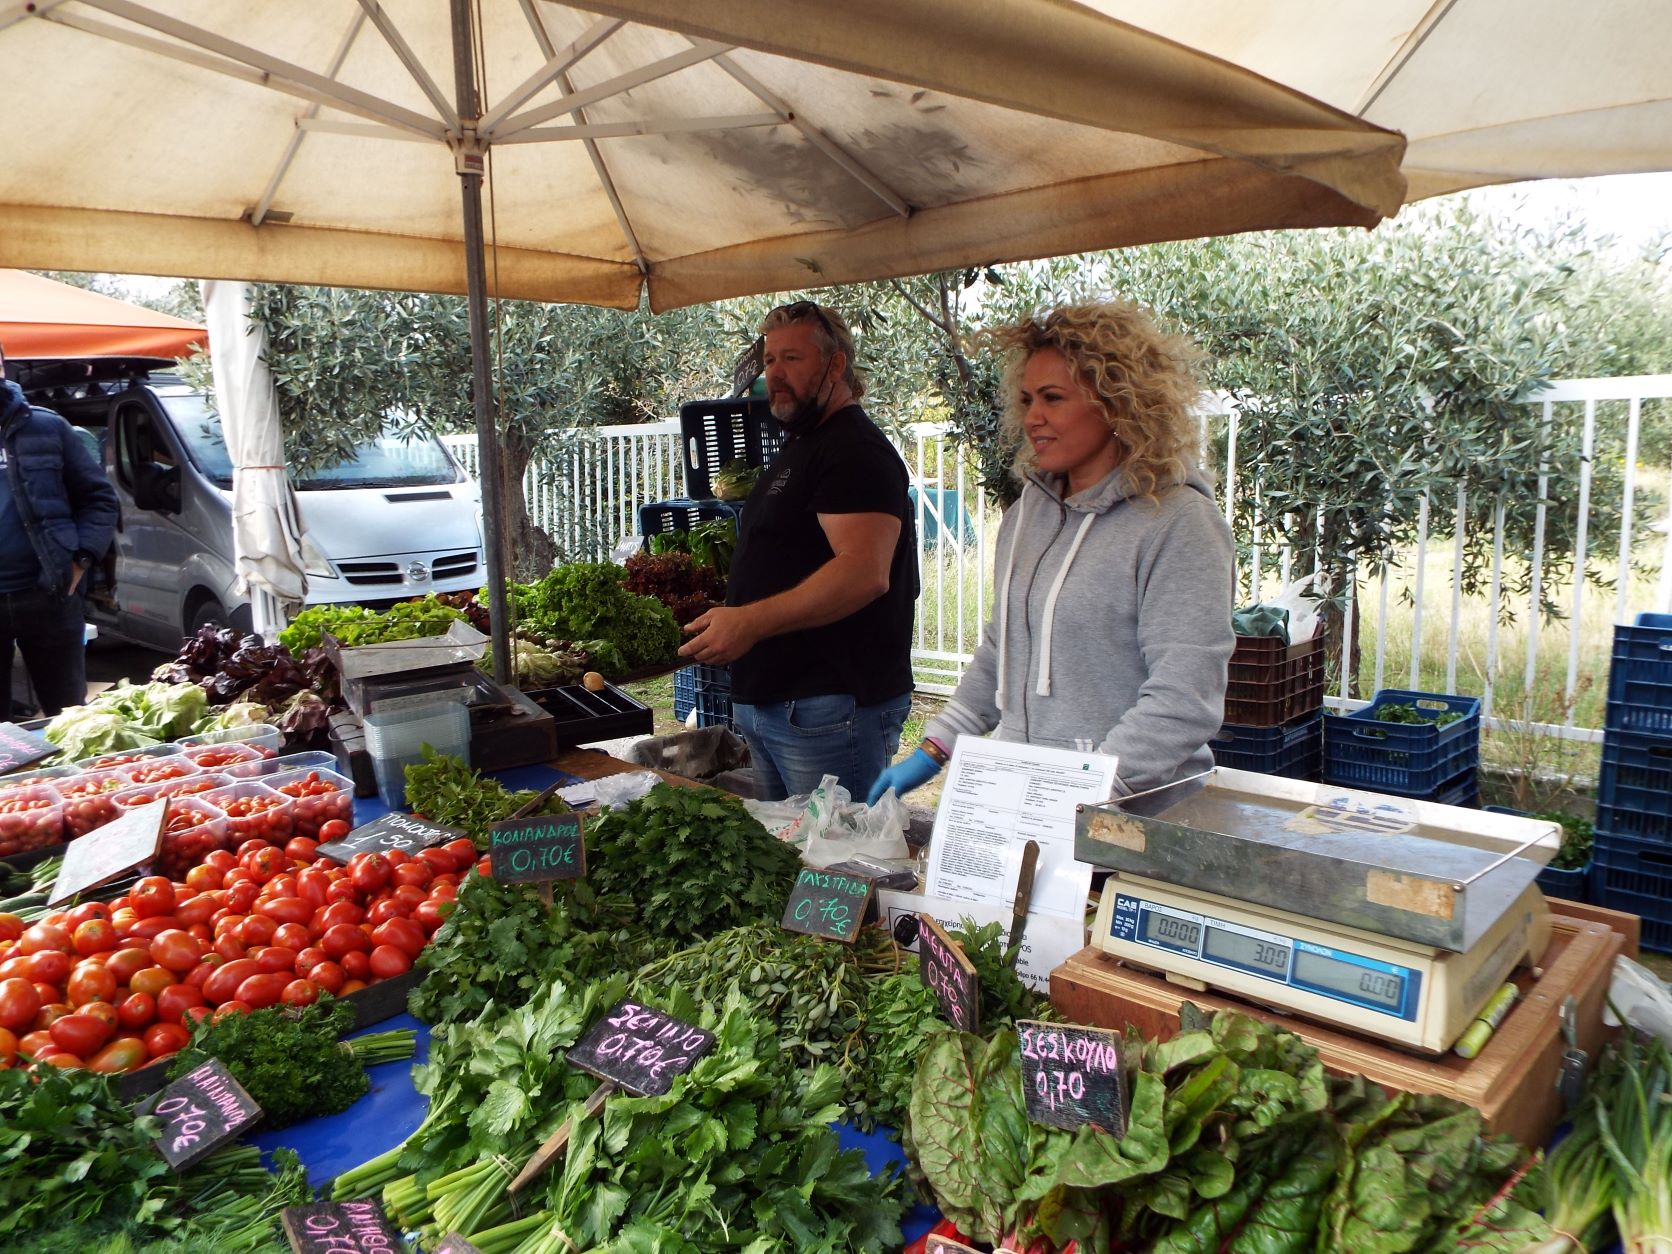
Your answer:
[1322,689,1482,806]
[650,398,786,733]
[1210,633,1326,779]
[1592,612,1672,952]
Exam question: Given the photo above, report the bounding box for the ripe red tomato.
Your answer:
[79,1001,120,1031]
[316,819,351,842]
[339,950,372,982]
[0,1026,16,1066]
[320,924,370,960]
[226,881,261,914]
[281,978,319,1007]
[183,864,221,894]
[235,972,288,1010]
[87,1037,150,1073]
[365,899,408,926]
[238,915,278,947]
[254,946,297,976]
[203,849,238,875]
[324,878,359,905]
[143,1021,191,1059]
[368,944,411,979]
[414,899,452,933]
[371,917,426,961]
[315,901,364,931]
[183,1005,213,1027]
[211,1000,252,1023]
[184,958,223,991]
[128,966,178,999]
[24,950,70,987]
[0,914,22,944]
[285,836,320,863]
[129,877,177,919]
[117,992,156,1031]
[18,924,71,956]
[174,893,221,929]
[202,959,261,1006]
[257,896,313,928]
[271,922,311,952]
[65,902,112,927]
[65,963,118,1008]
[156,983,206,1024]
[71,919,117,957]
[148,930,203,974]
[212,933,247,962]
[49,1012,112,1057]
[106,947,152,987]
[347,853,390,896]
[243,846,287,884]
[307,960,346,994]
[0,978,41,1031]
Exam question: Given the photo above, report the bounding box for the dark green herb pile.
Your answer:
[403,747,569,843]
[907,1006,1548,1253]
[1375,702,1466,727]
[0,1063,306,1251]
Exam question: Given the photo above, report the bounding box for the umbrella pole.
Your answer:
[452,0,512,685]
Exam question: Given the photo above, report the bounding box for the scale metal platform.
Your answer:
[1074,769,1563,1052]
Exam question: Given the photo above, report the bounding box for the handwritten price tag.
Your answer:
[150,1058,261,1171]
[315,812,461,863]
[917,915,980,1033]
[566,999,715,1097]
[489,812,585,884]
[282,1200,403,1254]
[780,866,873,943]
[1018,1019,1126,1135]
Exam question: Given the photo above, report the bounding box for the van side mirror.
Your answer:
[133,461,181,513]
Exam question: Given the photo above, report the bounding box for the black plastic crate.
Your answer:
[1322,689,1480,796]
[1209,711,1321,778]
[639,497,742,540]
[680,397,785,500]
[527,681,654,746]
[1605,611,1672,735]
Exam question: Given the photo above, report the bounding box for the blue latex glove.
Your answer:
[867,748,943,805]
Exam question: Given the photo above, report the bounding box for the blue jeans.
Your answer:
[732,691,912,802]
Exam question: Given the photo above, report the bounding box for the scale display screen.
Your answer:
[1110,894,1419,1022]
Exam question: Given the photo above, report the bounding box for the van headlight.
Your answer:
[300,535,336,579]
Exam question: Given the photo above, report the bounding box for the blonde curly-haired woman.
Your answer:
[870,300,1234,802]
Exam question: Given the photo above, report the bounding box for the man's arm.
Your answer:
[678,511,900,664]
[61,419,118,595]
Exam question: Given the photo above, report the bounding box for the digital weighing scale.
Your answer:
[1076,768,1562,1053]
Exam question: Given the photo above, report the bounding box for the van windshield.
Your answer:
[160,392,462,490]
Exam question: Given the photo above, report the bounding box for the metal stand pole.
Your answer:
[451,0,511,683]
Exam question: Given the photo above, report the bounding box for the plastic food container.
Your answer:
[153,797,230,880]
[200,781,295,845]
[179,741,266,773]
[224,750,341,781]
[265,766,355,842]
[57,766,140,839]
[0,764,80,794]
[176,723,283,755]
[111,772,232,812]
[123,755,202,787]
[0,784,66,857]
[363,689,471,809]
[74,743,181,773]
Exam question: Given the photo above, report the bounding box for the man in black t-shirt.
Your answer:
[680,301,917,801]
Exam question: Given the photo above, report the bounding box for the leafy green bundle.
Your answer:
[584,782,802,944]
[907,1008,1548,1254]
[402,746,569,842]
[278,595,465,656]
[506,562,680,673]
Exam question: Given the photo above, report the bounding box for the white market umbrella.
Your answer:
[0,0,1412,676]
[201,279,307,641]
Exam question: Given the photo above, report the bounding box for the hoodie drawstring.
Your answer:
[1034,509,1097,697]
[992,485,1031,712]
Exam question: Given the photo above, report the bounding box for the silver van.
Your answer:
[17,360,484,649]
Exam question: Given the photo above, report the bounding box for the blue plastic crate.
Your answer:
[1591,855,1672,954]
[1322,689,1481,796]
[691,661,733,730]
[1606,612,1672,735]
[1210,711,1321,778]
[673,666,697,722]
[639,497,741,540]
[1483,805,1589,901]
[1424,768,1479,808]
[680,397,786,500]
[1596,728,1672,840]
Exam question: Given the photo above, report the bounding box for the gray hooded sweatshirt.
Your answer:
[924,462,1234,796]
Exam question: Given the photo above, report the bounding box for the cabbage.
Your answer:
[42,706,160,760]
[196,701,271,733]
[95,681,209,739]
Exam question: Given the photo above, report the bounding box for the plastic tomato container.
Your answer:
[265,766,355,842]
[153,796,230,881]
[110,771,232,812]
[224,750,340,781]
[0,764,80,794]
[176,723,283,755]
[74,744,182,772]
[57,766,140,838]
[123,755,202,787]
[0,784,66,856]
[200,781,295,845]
[178,742,266,773]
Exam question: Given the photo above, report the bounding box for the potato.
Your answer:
[582,671,607,692]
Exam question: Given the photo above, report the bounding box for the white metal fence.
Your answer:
[444,374,1672,735]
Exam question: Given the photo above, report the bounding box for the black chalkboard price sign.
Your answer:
[281,1200,403,1254]
[149,1057,262,1171]
[917,915,980,1033]
[489,812,585,884]
[567,999,716,1097]
[1018,1019,1127,1135]
[315,812,462,863]
[780,866,873,943]
[0,721,56,774]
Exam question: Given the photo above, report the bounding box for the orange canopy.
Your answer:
[0,268,206,361]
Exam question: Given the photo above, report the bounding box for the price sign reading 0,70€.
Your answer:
[1018,1019,1128,1135]
[149,1058,262,1171]
[281,1200,403,1254]
[489,812,585,884]
[566,999,716,1097]
[780,866,873,943]
[917,915,980,1034]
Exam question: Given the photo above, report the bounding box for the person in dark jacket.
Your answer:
[0,341,119,716]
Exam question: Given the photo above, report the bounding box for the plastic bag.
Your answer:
[743,773,911,865]
[1604,953,1672,1045]
[1269,572,1324,644]
[591,769,661,809]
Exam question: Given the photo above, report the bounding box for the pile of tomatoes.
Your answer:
[0,831,482,1074]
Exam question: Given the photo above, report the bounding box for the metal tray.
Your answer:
[323,620,488,684]
[1075,767,1560,952]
